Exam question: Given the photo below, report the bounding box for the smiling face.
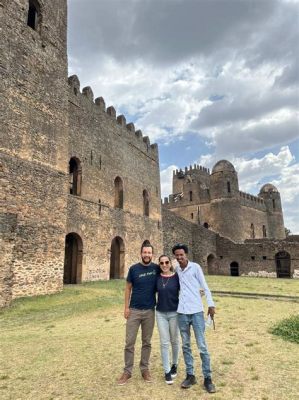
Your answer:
[174,248,188,268]
[141,246,153,265]
[159,256,172,275]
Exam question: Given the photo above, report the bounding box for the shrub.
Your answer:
[270,314,299,344]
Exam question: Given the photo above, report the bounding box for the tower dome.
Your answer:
[212,160,235,174]
[259,183,278,194]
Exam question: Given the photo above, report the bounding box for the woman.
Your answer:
[156,255,180,384]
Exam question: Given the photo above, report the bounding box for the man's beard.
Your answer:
[141,256,152,265]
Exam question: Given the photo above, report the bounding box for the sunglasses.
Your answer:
[159,261,170,265]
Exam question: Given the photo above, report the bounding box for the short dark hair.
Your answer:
[141,240,153,252]
[172,243,188,254]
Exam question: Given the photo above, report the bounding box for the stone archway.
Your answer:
[64,233,83,284]
[207,254,216,275]
[230,261,239,276]
[275,251,291,278]
[110,236,125,279]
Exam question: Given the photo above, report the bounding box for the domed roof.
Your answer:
[259,183,278,194]
[212,160,235,174]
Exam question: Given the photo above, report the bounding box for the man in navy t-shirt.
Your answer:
[117,240,159,385]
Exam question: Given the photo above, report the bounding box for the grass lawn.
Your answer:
[0,277,299,400]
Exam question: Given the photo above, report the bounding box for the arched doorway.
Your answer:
[230,261,239,276]
[207,254,216,275]
[110,236,125,279]
[64,233,83,284]
[275,251,291,278]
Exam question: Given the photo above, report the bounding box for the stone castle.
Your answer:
[1,1,298,307]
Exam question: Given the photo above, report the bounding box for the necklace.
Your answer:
[161,274,173,288]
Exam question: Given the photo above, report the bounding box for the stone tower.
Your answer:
[209,160,243,242]
[0,0,69,304]
[259,184,285,239]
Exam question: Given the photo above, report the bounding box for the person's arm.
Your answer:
[124,281,132,319]
[196,265,216,318]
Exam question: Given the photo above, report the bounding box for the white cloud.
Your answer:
[160,165,178,199]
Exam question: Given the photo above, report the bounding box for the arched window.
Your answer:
[262,225,267,238]
[191,213,194,219]
[69,157,82,196]
[203,222,209,229]
[250,223,255,239]
[27,0,41,30]
[189,191,193,201]
[272,199,276,210]
[114,177,123,209]
[143,189,149,217]
[227,181,231,193]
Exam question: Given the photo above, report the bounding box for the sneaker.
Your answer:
[204,377,216,393]
[165,371,174,385]
[117,371,131,385]
[141,370,153,383]
[170,364,177,378]
[181,374,197,389]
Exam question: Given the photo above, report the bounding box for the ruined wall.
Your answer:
[1,1,69,300]
[162,207,299,278]
[214,236,299,278]
[162,208,194,260]
[67,78,163,279]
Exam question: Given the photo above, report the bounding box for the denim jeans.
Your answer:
[178,312,212,378]
[156,311,180,373]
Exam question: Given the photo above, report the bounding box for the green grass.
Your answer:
[1,277,299,400]
[269,314,299,344]
[206,275,299,297]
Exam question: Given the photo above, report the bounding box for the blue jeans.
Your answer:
[178,312,212,378]
[156,311,180,373]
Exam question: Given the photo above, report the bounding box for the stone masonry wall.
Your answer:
[67,78,163,279]
[1,1,69,301]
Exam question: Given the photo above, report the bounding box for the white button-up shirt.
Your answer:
[177,260,215,314]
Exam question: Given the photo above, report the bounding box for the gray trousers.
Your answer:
[124,308,155,375]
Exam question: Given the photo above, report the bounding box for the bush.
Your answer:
[270,314,299,344]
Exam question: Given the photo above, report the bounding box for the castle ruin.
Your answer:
[1,0,298,307]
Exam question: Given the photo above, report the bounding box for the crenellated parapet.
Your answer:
[239,191,266,210]
[173,164,210,178]
[67,75,158,161]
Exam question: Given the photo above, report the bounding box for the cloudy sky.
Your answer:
[67,0,299,233]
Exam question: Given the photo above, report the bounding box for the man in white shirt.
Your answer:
[172,243,216,394]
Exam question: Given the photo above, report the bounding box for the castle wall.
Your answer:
[162,208,194,260]
[67,83,163,279]
[162,208,217,273]
[215,236,299,278]
[1,1,69,301]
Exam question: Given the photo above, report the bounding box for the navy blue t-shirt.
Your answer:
[127,262,159,310]
[156,273,180,312]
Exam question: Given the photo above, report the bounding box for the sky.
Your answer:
[67,0,299,234]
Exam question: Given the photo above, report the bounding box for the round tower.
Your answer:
[258,184,285,239]
[209,160,243,242]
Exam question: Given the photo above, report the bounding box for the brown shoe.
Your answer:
[117,371,131,385]
[142,370,153,383]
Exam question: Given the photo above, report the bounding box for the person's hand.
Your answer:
[208,307,215,319]
[124,308,130,319]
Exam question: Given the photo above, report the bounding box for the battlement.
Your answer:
[68,75,158,161]
[239,190,266,210]
[173,164,210,178]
